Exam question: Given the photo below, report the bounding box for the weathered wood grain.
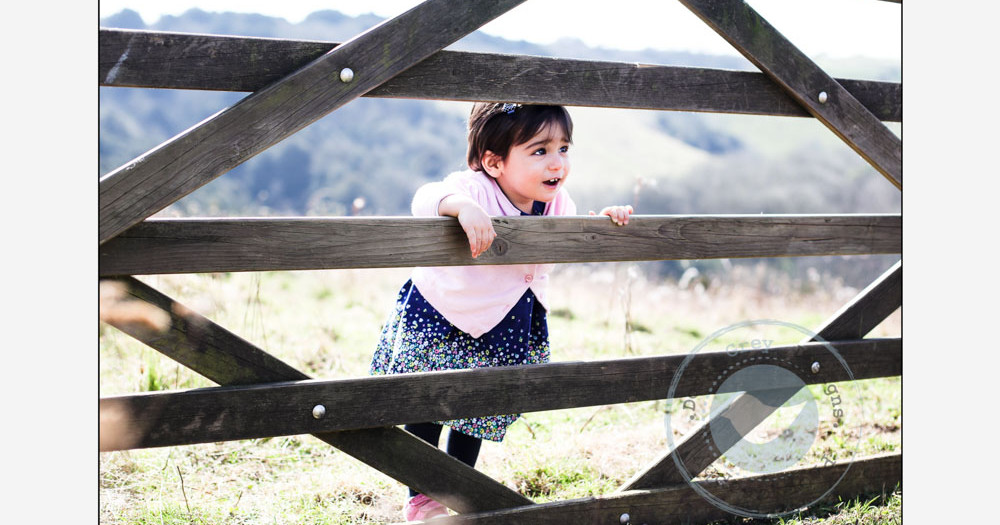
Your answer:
[320,426,533,513]
[679,0,902,189]
[620,261,902,491]
[419,453,901,524]
[812,260,901,341]
[99,276,309,385]
[98,0,527,245]
[98,214,901,276]
[99,338,900,450]
[98,29,902,121]
[621,389,794,491]
[98,276,532,513]
[95,1,905,516]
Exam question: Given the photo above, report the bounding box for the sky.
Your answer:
[97,0,902,61]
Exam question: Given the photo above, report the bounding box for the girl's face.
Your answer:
[484,123,571,214]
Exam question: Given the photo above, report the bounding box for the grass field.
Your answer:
[99,261,900,524]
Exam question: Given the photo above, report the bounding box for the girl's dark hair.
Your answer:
[466,103,574,171]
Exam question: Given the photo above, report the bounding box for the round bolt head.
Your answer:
[818,91,829,103]
[312,404,327,419]
[339,68,355,83]
[811,361,821,374]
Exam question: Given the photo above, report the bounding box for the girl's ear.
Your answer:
[481,150,504,179]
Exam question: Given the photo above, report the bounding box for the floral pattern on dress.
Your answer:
[370,280,550,442]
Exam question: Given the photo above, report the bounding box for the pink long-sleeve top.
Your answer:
[409,169,577,338]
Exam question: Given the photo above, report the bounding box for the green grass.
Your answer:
[99,264,900,524]
[709,485,902,525]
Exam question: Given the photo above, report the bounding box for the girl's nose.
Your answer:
[548,155,565,171]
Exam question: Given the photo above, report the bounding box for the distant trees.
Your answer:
[635,146,900,216]
[99,8,900,286]
[655,112,744,155]
[100,87,468,217]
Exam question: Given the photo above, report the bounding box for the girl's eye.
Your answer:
[532,148,546,155]
[560,145,569,153]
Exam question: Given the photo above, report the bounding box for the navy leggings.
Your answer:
[404,422,482,498]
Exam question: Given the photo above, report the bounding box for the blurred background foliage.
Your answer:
[99,8,901,287]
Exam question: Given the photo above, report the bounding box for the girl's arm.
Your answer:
[439,194,497,259]
[590,205,634,226]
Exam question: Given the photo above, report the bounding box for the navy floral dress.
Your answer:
[370,201,549,441]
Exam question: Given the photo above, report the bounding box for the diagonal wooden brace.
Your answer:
[619,260,901,491]
[434,453,899,524]
[679,0,901,190]
[811,260,902,341]
[98,0,527,244]
[98,276,532,513]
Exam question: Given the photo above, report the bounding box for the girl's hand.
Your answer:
[590,205,634,226]
[439,195,497,258]
[457,203,497,258]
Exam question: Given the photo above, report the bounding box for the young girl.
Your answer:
[369,102,633,521]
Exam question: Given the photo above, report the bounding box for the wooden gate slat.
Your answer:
[619,261,902,491]
[811,260,902,341]
[99,338,900,450]
[321,427,533,514]
[98,0,527,245]
[99,276,532,513]
[423,453,900,524]
[98,29,901,122]
[679,0,902,189]
[99,214,902,276]
[99,276,309,385]
[97,1,904,518]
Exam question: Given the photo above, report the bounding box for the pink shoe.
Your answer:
[404,493,449,521]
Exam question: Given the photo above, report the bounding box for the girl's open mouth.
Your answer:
[543,178,561,187]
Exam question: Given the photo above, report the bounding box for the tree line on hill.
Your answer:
[99,8,901,287]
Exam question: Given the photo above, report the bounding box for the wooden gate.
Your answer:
[99,0,901,522]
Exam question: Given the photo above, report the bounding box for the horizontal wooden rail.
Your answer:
[99,29,901,122]
[99,214,900,276]
[621,260,902,491]
[100,338,900,450]
[680,0,901,189]
[98,0,526,245]
[430,453,901,524]
[100,275,533,511]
